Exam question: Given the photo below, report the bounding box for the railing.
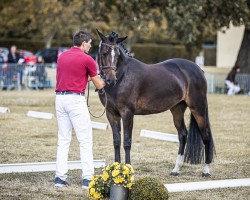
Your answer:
[205,73,250,94]
[0,63,52,90]
[1,64,250,94]
[236,74,250,93]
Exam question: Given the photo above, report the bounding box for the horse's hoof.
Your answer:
[202,173,211,177]
[170,172,179,176]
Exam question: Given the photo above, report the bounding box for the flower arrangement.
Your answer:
[103,162,135,188]
[88,162,135,200]
[88,175,109,199]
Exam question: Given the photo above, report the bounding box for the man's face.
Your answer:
[82,39,92,53]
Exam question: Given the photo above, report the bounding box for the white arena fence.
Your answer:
[205,73,250,94]
[0,63,53,90]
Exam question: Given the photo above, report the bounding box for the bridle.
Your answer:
[86,42,119,118]
[98,41,119,78]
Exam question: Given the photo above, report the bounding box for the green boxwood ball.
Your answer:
[129,177,169,200]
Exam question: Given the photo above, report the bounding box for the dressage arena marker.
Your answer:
[91,121,108,130]
[26,111,107,129]
[27,110,54,120]
[0,107,10,113]
[0,160,106,173]
[165,178,250,192]
[140,129,179,143]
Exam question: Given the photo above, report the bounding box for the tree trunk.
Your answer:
[45,36,53,48]
[234,27,250,73]
[44,30,57,48]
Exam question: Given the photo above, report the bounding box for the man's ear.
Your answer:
[82,41,88,46]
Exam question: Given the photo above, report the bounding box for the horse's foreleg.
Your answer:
[121,111,134,164]
[106,111,121,163]
[170,102,187,176]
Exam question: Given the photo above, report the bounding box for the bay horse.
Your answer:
[96,30,215,177]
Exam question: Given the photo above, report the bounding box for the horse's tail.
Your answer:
[184,114,205,164]
[184,109,215,164]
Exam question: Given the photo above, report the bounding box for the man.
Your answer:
[0,48,4,84]
[54,30,105,189]
[7,45,24,89]
[225,66,241,95]
[8,45,20,63]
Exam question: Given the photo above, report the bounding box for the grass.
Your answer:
[0,89,250,199]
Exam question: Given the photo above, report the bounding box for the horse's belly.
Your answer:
[134,98,177,115]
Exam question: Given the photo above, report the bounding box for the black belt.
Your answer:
[56,91,85,96]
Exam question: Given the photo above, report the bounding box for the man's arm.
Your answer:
[90,75,105,89]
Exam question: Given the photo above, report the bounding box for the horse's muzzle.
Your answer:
[105,76,117,86]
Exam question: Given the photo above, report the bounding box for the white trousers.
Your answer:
[225,80,240,95]
[55,95,94,181]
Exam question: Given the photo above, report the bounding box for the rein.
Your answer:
[86,42,118,118]
[86,81,107,118]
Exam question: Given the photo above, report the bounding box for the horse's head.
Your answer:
[96,29,127,86]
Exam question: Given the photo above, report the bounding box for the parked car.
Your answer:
[35,47,69,63]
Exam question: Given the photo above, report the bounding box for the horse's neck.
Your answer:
[118,52,132,66]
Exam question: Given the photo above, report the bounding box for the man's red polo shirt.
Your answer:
[55,47,97,93]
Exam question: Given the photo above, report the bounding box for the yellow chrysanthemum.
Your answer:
[127,183,132,188]
[102,172,109,181]
[130,176,134,182]
[105,165,110,171]
[114,176,124,184]
[126,164,132,168]
[90,188,96,194]
[94,192,101,198]
[112,169,120,177]
[123,166,129,175]
[126,164,134,172]
[89,180,95,188]
[115,164,121,170]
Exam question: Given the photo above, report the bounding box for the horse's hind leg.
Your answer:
[170,101,188,176]
[189,106,215,177]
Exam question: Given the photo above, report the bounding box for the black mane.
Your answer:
[119,42,132,58]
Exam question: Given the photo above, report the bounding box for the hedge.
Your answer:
[0,39,215,65]
[131,43,199,64]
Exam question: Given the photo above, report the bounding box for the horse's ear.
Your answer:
[116,36,127,44]
[96,29,106,41]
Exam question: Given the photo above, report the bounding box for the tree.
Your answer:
[235,24,250,73]
[0,0,108,48]
[1,0,249,70]
[97,0,162,50]
[0,0,38,38]
[156,0,250,71]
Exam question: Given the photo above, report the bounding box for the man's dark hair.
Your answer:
[73,30,93,47]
